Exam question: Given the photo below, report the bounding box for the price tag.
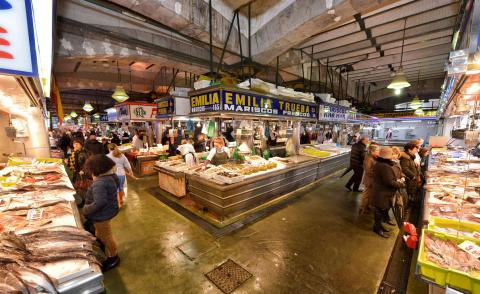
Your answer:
[27,208,43,221]
[458,240,480,259]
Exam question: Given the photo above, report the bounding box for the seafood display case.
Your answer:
[0,158,104,293]
[186,151,349,221]
[417,149,480,293]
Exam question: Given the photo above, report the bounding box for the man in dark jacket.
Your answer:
[399,143,420,202]
[84,134,104,156]
[58,132,71,158]
[345,136,369,192]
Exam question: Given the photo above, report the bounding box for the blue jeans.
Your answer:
[117,175,126,192]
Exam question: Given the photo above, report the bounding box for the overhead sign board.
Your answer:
[156,97,175,117]
[189,88,317,119]
[0,0,38,76]
[115,102,157,121]
[318,102,350,121]
[373,110,437,118]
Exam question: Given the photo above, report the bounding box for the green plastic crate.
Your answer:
[428,217,480,243]
[418,229,480,293]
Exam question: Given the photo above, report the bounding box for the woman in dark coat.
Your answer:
[83,155,120,272]
[399,143,421,202]
[371,147,405,238]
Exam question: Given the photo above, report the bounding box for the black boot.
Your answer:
[373,227,390,238]
[102,255,120,272]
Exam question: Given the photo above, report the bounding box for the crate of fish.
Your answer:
[428,217,480,243]
[418,229,480,293]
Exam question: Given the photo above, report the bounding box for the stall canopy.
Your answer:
[189,86,317,120]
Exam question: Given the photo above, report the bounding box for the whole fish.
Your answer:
[6,263,57,294]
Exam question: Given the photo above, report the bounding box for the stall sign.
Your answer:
[0,0,38,76]
[373,110,437,118]
[157,97,175,117]
[222,90,317,118]
[190,90,221,113]
[318,103,348,121]
[116,103,158,121]
[99,114,108,122]
[117,105,129,121]
[107,109,117,122]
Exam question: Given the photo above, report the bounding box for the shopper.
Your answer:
[101,138,110,155]
[111,133,121,146]
[359,144,380,215]
[419,147,430,183]
[84,134,104,156]
[58,131,71,158]
[67,139,91,206]
[132,130,145,150]
[400,143,421,203]
[205,137,230,166]
[345,135,369,192]
[107,144,133,208]
[371,147,405,238]
[194,133,207,152]
[83,155,121,272]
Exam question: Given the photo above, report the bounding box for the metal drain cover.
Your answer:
[205,259,252,293]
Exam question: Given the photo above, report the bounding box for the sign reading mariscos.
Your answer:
[190,88,317,118]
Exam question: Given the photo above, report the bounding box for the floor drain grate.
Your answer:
[205,259,253,293]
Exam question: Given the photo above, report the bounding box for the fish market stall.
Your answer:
[186,152,349,220]
[116,102,161,176]
[0,158,104,293]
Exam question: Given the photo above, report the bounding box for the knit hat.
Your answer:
[379,147,393,160]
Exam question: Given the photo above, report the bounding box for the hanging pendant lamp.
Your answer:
[410,71,422,110]
[70,111,78,118]
[83,102,94,112]
[112,60,130,103]
[388,18,411,90]
[93,113,100,119]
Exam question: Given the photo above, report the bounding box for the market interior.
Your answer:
[1,0,480,293]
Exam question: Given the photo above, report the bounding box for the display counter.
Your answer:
[0,158,104,293]
[187,153,349,220]
[125,152,161,177]
[154,165,186,198]
[416,149,480,294]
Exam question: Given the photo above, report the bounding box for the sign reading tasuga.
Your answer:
[156,97,175,118]
[222,90,317,118]
[0,0,38,76]
[115,103,157,121]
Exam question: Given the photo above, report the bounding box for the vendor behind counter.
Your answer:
[205,137,231,166]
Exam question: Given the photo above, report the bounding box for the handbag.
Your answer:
[74,174,92,190]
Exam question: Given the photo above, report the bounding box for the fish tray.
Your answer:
[418,229,480,293]
[428,217,480,243]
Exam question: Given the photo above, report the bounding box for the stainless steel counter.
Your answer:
[187,153,349,220]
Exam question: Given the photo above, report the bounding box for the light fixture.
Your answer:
[83,102,94,112]
[112,60,130,103]
[70,111,78,118]
[387,18,411,90]
[93,113,100,118]
[414,108,424,116]
[64,115,71,121]
[394,88,401,95]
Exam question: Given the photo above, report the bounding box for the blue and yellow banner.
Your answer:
[157,97,175,117]
[222,90,317,118]
[189,88,317,119]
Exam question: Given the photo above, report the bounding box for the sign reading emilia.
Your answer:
[190,89,316,118]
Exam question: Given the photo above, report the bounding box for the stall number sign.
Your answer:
[222,90,317,118]
[318,104,348,121]
[0,0,37,76]
[157,98,175,117]
[190,91,221,113]
[130,105,157,120]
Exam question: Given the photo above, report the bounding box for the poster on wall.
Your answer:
[0,0,38,76]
